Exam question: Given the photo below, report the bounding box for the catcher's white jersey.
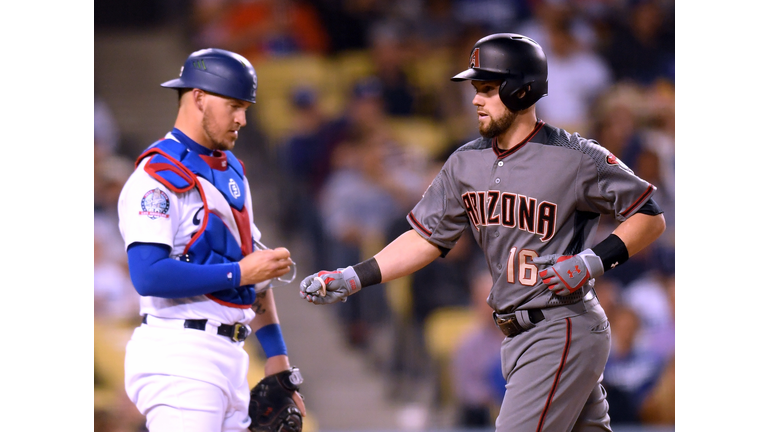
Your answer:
[117,137,261,325]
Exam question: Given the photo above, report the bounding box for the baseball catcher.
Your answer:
[249,367,304,432]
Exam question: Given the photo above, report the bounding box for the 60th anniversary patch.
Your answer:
[140,188,170,219]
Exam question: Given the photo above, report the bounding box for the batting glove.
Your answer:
[532,249,604,296]
[299,266,362,305]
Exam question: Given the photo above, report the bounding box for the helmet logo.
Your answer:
[470,48,480,68]
[192,60,207,70]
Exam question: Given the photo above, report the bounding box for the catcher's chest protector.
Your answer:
[137,137,256,307]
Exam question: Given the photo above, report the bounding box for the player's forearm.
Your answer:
[612,212,666,257]
[264,355,291,375]
[250,289,280,329]
[127,242,243,298]
[374,229,442,283]
[250,289,290,361]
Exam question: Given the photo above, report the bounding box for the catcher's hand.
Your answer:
[249,367,304,432]
[299,266,362,304]
[532,249,604,296]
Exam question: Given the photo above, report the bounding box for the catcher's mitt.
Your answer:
[248,367,304,432]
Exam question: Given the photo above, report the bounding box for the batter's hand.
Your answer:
[299,266,362,304]
[532,249,604,296]
[239,247,293,286]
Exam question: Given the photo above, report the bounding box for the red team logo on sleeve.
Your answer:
[140,188,170,219]
[606,153,632,172]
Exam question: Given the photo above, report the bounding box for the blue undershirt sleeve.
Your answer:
[126,242,242,298]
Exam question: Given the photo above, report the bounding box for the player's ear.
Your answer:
[192,88,206,111]
[515,85,531,100]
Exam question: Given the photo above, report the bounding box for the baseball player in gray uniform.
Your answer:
[299,33,666,431]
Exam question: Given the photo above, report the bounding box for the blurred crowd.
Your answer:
[95,0,674,429]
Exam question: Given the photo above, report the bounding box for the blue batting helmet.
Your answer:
[161,48,258,103]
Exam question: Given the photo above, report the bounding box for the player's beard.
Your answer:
[202,110,237,151]
[479,108,516,139]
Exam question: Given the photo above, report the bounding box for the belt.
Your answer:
[493,288,598,338]
[141,315,250,342]
[493,308,545,338]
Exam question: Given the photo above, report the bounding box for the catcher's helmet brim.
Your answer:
[160,78,186,89]
[451,68,507,82]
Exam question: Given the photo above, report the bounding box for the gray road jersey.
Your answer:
[407,122,656,313]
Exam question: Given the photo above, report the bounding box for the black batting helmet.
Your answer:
[161,48,258,103]
[451,33,548,112]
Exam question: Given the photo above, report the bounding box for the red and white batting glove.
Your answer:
[299,266,362,304]
[532,249,604,296]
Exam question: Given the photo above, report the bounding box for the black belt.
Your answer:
[141,315,249,342]
[493,309,545,338]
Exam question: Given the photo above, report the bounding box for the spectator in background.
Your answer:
[95,94,121,156]
[317,77,427,348]
[633,81,675,249]
[94,149,145,432]
[94,152,141,325]
[94,229,139,324]
[433,25,490,147]
[590,81,675,281]
[589,83,646,162]
[638,275,675,426]
[409,0,460,53]
[383,216,483,395]
[515,0,598,54]
[623,265,675,363]
[534,19,612,133]
[367,21,419,116]
[592,277,622,323]
[311,0,385,53]
[601,0,675,85]
[452,0,531,34]
[602,305,666,425]
[451,265,505,428]
[191,0,330,61]
[277,86,345,267]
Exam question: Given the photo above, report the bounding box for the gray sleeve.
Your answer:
[576,139,656,222]
[407,163,469,254]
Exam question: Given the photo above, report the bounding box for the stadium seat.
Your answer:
[423,307,480,405]
[388,117,451,159]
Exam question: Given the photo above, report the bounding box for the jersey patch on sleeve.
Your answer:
[139,188,170,219]
[606,153,632,173]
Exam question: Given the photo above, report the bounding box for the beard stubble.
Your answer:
[202,109,234,151]
[479,108,516,139]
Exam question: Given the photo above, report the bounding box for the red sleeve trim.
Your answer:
[408,212,432,237]
[620,184,655,217]
[205,294,253,309]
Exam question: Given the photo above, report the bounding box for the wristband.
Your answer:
[255,323,288,358]
[591,234,629,272]
[352,257,382,288]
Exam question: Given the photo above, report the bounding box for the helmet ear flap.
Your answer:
[499,78,528,112]
[499,78,548,112]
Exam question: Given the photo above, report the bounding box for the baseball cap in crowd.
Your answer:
[291,86,318,109]
[352,77,384,100]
